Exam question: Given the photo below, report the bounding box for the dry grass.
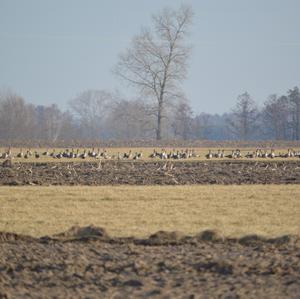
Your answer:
[0,185,299,238]
[1,147,300,163]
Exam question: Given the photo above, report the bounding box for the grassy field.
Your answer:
[0,185,299,238]
[1,147,300,162]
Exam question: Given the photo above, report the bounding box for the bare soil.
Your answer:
[0,226,300,298]
[1,160,300,186]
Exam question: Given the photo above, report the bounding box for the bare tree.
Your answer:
[114,5,193,140]
[0,89,36,140]
[288,87,300,140]
[106,99,156,139]
[172,101,193,140]
[35,104,74,142]
[69,90,113,139]
[263,94,290,140]
[227,92,259,140]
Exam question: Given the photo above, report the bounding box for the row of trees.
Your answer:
[0,86,300,142]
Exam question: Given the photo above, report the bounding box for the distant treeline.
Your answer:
[0,86,300,144]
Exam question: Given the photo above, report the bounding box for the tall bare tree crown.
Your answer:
[114,5,193,140]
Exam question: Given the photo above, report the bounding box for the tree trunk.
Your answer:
[156,105,162,140]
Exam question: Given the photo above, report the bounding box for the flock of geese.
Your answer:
[0,148,300,160]
[0,148,141,160]
[204,148,300,159]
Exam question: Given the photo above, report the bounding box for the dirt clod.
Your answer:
[52,225,108,240]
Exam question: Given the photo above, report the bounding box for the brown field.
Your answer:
[1,160,300,186]
[1,154,300,298]
[1,185,300,298]
[1,185,299,238]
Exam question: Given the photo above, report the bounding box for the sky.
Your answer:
[0,0,299,114]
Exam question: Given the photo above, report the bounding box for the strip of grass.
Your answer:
[0,185,299,238]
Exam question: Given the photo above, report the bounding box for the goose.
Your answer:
[160,150,167,159]
[99,148,105,157]
[294,150,300,158]
[215,149,222,158]
[149,149,157,158]
[191,149,199,158]
[288,149,296,158]
[88,147,97,158]
[253,149,260,158]
[132,152,139,160]
[74,149,80,158]
[261,150,268,158]
[245,152,252,158]
[42,149,49,156]
[280,151,289,158]
[94,148,101,159]
[62,149,70,158]
[169,149,178,159]
[225,150,236,159]
[79,150,87,159]
[1,151,9,159]
[1,147,11,159]
[134,151,142,159]
[181,151,188,159]
[172,150,180,159]
[268,149,276,159]
[34,151,40,159]
[56,151,63,159]
[220,149,224,158]
[102,149,110,159]
[117,152,122,160]
[17,148,24,158]
[50,149,56,157]
[235,149,242,158]
[205,150,213,159]
[24,150,30,159]
[69,148,75,158]
[123,150,132,159]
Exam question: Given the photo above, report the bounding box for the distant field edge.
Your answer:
[1,139,300,148]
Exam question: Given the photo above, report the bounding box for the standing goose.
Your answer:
[24,150,30,159]
[79,149,87,159]
[205,150,213,159]
[123,150,132,159]
[2,151,9,159]
[268,149,276,159]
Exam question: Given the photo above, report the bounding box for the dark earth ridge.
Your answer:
[1,160,300,186]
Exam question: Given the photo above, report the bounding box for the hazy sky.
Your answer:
[0,0,299,114]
